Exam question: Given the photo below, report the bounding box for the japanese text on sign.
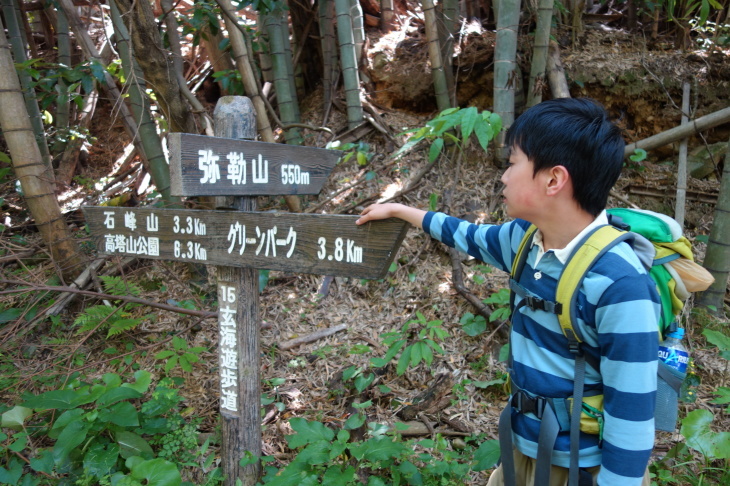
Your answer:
[198,149,312,187]
[219,284,238,412]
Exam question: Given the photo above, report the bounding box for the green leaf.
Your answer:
[711,387,730,405]
[122,370,152,394]
[97,386,142,407]
[287,418,334,448]
[629,148,647,162]
[0,457,23,485]
[179,355,192,372]
[1,406,32,430]
[0,308,22,324]
[84,442,120,478]
[488,112,503,134]
[703,329,730,353]
[165,356,179,373]
[30,449,55,475]
[460,313,487,337]
[422,343,434,365]
[53,419,89,464]
[116,431,154,459]
[99,401,139,427]
[322,465,356,485]
[129,457,182,486]
[681,409,730,459]
[473,120,493,152]
[397,346,413,375]
[22,389,83,410]
[460,106,479,141]
[344,412,366,430]
[155,350,176,359]
[296,441,331,465]
[349,436,407,462]
[410,343,423,367]
[473,439,501,471]
[428,137,444,163]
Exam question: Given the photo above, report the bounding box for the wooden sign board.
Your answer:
[82,207,409,279]
[167,133,342,197]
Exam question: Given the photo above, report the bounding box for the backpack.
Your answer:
[500,207,713,486]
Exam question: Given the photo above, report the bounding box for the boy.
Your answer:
[356,98,659,485]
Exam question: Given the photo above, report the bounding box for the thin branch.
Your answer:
[0,279,218,318]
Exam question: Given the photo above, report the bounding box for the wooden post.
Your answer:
[675,82,690,228]
[213,96,261,485]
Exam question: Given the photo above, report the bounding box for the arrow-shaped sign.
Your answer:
[83,207,409,279]
[167,133,342,197]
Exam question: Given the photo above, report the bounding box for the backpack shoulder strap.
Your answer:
[557,225,635,348]
[509,224,539,312]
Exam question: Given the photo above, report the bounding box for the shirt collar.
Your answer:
[532,210,609,264]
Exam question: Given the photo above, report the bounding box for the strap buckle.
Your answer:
[512,390,547,419]
[524,296,562,315]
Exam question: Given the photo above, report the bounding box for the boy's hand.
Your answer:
[356,203,426,229]
[356,203,397,225]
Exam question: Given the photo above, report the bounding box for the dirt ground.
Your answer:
[1,19,729,484]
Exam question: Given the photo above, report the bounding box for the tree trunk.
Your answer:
[570,0,584,46]
[422,0,452,112]
[493,0,522,165]
[526,0,554,107]
[547,40,570,98]
[381,0,396,31]
[264,10,303,144]
[112,0,198,134]
[1,0,53,171]
[437,0,458,106]
[218,0,301,212]
[201,25,237,94]
[109,0,180,205]
[0,15,82,282]
[350,0,365,66]
[696,135,730,314]
[335,0,364,129]
[319,0,338,111]
[56,0,149,166]
[53,4,71,155]
[288,0,322,94]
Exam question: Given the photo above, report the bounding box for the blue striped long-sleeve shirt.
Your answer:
[423,211,660,485]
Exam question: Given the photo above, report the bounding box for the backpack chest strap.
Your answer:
[509,279,563,314]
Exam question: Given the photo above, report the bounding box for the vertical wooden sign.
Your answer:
[213,97,261,486]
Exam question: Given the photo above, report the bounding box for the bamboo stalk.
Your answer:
[335,0,364,130]
[527,0,554,107]
[624,106,730,157]
[0,15,82,281]
[216,0,301,212]
[1,0,53,171]
[422,0,452,112]
[675,82,690,228]
[493,0,522,165]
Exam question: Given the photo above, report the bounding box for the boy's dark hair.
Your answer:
[505,98,625,217]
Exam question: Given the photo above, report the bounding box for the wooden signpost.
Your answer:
[168,132,342,196]
[82,208,408,279]
[82,97,408,486]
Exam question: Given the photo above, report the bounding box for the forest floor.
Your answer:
[1,20,729,484]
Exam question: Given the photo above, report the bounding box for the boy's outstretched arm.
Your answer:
[356,203,426,229]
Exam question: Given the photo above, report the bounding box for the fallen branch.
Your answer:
[624,105,730,157]
[396,421,472,437]
[0,279,218,319]
[279,324,347,350]
[547,41,570,99]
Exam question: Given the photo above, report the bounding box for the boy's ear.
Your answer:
[545,165,571,196]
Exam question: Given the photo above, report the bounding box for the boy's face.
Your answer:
[500,146,545,221]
